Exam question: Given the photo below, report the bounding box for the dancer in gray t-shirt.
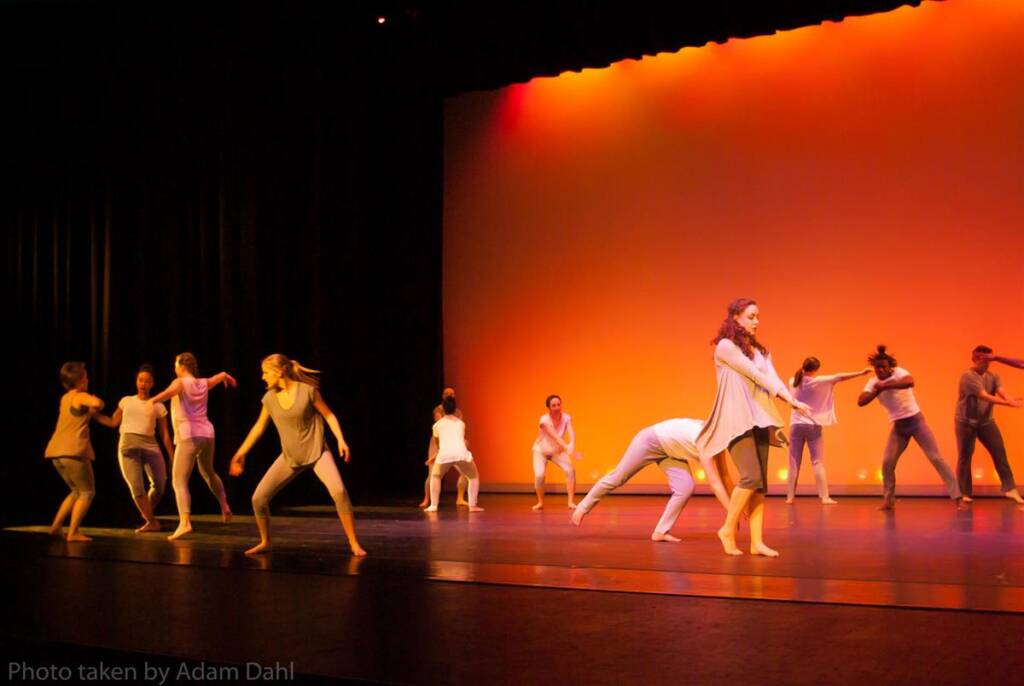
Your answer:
[230,354,365,557]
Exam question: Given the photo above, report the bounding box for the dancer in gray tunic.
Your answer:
[230,354,365,556]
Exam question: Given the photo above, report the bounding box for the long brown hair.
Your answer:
[262,353,321,387]
[793,357,820,388]
[711,298,767,360]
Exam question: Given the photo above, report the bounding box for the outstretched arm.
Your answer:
[313,390,350,462]
[72,391,105,413]
[93,407,123,429]
[817,367,874,384]
[983,387,1023,409]
[718,341,811,415]
[149,378,183,405]
[987,354,1024,370]
[229,407,271,476]
[207,372,238,390]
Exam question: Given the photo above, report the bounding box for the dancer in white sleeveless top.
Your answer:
[532,395,577,511]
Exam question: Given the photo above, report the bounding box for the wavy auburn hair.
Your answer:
[711,298,767,360]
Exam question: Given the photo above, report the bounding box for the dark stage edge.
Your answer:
[4,495,1024,685]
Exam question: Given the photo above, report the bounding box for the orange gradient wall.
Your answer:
[443,0,1024,492]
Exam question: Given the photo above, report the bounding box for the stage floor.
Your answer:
[4,495,1024,684]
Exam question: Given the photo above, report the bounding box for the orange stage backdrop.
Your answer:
[443,0,1024,492]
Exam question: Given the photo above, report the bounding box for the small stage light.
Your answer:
[777,468,789,481]
[974,469,984,479]
[696,469,706,481]
[856,469,868,480]
[377,16,387,25]
[875,469,884,481]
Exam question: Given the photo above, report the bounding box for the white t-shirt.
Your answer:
[171,376,215,442]
[118,395,168,436]
[790,376,838,426]
[863,367,920,422]
[533,412,571,455]
[432,415,472,464]
[652,418,702,460]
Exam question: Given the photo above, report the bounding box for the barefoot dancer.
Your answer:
[149,352,235,540]
[857,345,963,510]
[532,395,578,511]
[696,298,811,557]
[95,364,175,532]
[785,359,871,504]
[44,362,105,542]
[425,396,483,513]
[955,345,1024,505]
[229,354,365,556]
[419,387,468,508]
[572,418,734,542]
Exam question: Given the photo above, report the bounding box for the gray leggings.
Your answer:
[118,447,167,501]
[729,427,771,492]
[577,427,695,535]
[882,413,960,500]
[956,420,1017,496]
[51,457,96,497]
[252,451,352,517]
[172,437,228,515]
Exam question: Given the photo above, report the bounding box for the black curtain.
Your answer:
[2,1,444,527]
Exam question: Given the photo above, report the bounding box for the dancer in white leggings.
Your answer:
[230,354,365,556]
[44,362,105,542]
[571,418,734,541]
[95,364,175,532]
[532,394,577,511]
[785,358,871,505]
[149,352,235,540]
[419,387,468,508]
[425,395,483,512]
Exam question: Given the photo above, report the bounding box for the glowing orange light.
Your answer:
[777,468,789,481]
[856,469,868,481]
[875,469,884,482]
[974,469,984,479]
[696,469,706,480]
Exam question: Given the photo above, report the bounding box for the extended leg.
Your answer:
[912,420,962,500]
[313,452,366,555]
[454,461,483,512]
[880,426,910,509]
[976,422,1022,503]
[651,458,694,542]
[572,428,660,527]
[193,437,232,521]
[247,455,301,554]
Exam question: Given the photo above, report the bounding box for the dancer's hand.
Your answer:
[1009,397,1024,409]
[229,453,245,476]
[223,373,238,389]
[338,440,351,462]
[861,366,873,376]
[791,399,812,417]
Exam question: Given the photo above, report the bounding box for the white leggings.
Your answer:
[172,437,228,516]
[533,449,575,490]
[430,461,480,508]
[119,447,167,501]
[577,428,694,535]
[252,451,352,517]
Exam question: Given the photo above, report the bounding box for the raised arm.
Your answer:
[229,407,272,476]
[313,389,351,462]
[149,378,183,405]
[816,367,873,384]
[207,372,238,390]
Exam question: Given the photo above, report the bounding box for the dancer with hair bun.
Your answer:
[149,352,235,540]
[418,387,469,509]
[425,395,483,513]
[785,358,871,504]
[858,345,964,510]
[229,355,365,556]
[44,362,105,541]
[696,298,811,557]
[95,364,175,532]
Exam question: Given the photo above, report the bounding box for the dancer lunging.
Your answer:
[44,362,105,541]
[785,358,871,504]
[149,352,235,540]
[418,387,469,509]
[955,345,1024,504]
[696,298,811,557]
[532,395,577,511]
[229,355,365,555]
[95,364,175,532]
[572,418,733,541]
[857,345,964,510]
[425,395,483,512]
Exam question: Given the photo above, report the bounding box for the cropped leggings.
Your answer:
[172,437,229,515]
[119,446,167,501]
[252,450,352,517]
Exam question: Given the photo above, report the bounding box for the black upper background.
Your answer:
[1,0,918,527]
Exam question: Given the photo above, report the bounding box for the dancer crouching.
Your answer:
[425,396,483,512]
[571,418,733,541]
[532,395,578,510]
[44,362,104,541]
[229,355,365,556]
[696,298,811,557]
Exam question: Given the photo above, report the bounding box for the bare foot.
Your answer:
[456,499,471,507]
[567,502,577,510]
[570,507,586,527]
[468,505,485,512]
[878,499,895,511]
[418,499,430,509]
[961,495,974,504]
[168,523,193,540]
[956,499,970,511]
[48,525,63,537]
[66,532,92,542]
[651,532,682,543]
[350,544,368,557]
[135,521,162,533]
[717,526,743,556]
[751,542,780,557]
[531,502,544,512]
[424,505,438,513]
[821,497,838,505]
[221,510,233,523]
[245,541,271,555]
[785,497,794,504]
[1004,490,1024,504]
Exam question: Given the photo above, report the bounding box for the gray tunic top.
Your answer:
[956,370,1001,426]
[44,392,95,461]
[262,382,326,468]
